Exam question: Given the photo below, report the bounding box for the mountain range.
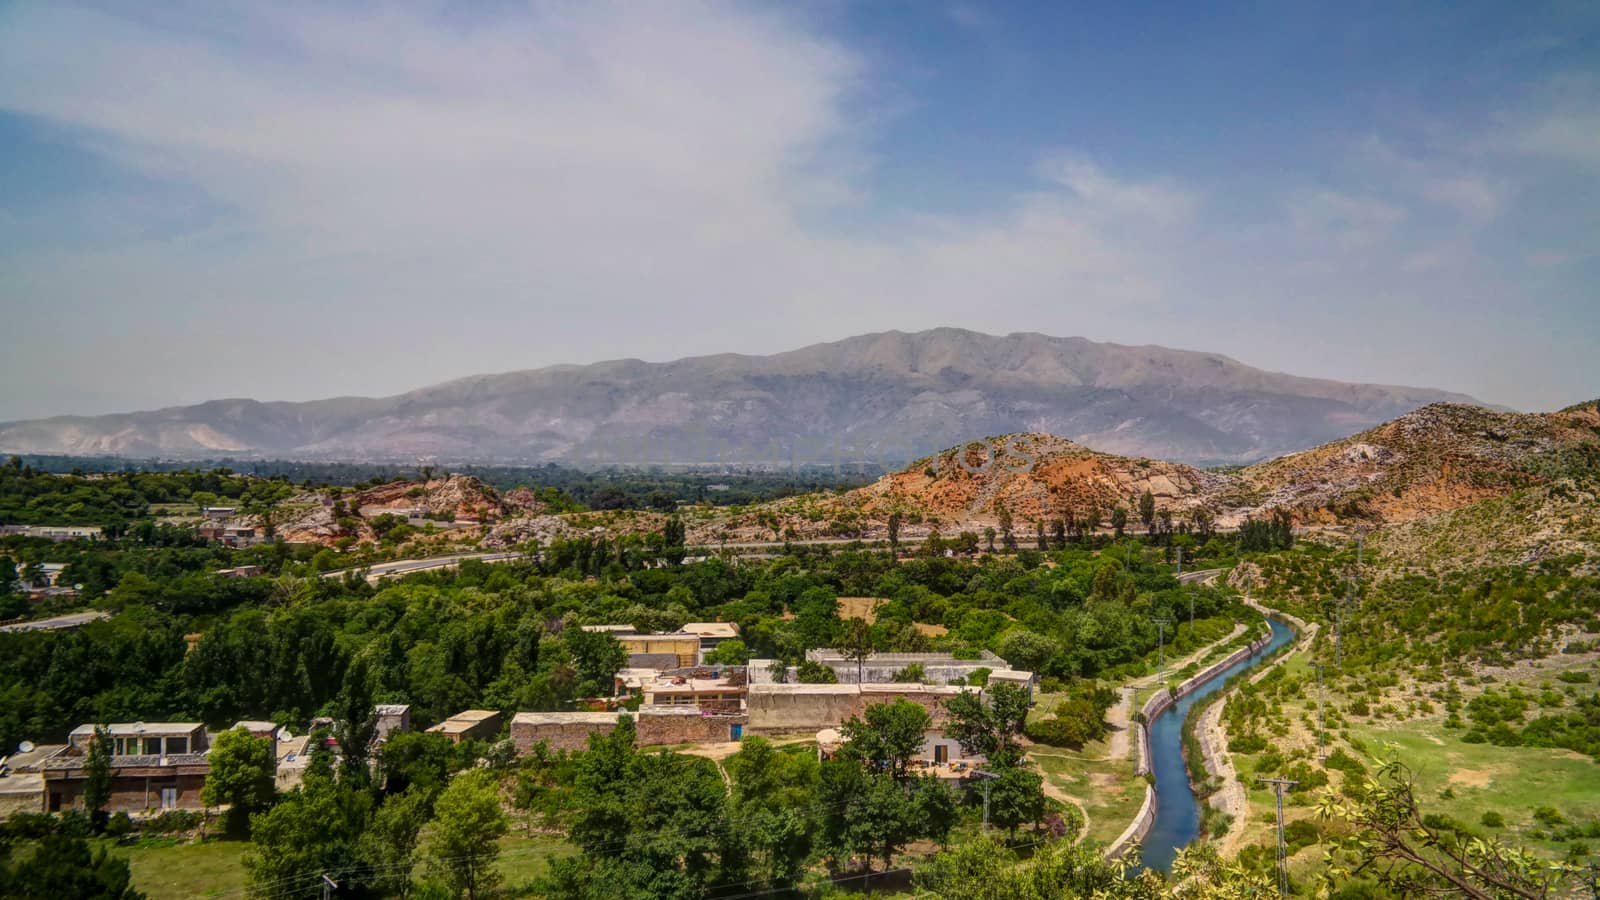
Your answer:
[0,328,1485,466]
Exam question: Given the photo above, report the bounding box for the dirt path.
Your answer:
[1038,776,1092,845]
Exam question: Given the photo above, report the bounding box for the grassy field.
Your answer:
[1347,721,1600,855]
[106,836,248,899]
[1031,742,1145,846]
[101,830,574,899]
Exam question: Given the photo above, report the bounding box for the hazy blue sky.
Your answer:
[1,1,1596,420]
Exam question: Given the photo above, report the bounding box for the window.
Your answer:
[161,787,178,810]
[167,736,188,755]
[144,737,162,755]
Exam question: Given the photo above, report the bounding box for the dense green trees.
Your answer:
[0,833,145,899]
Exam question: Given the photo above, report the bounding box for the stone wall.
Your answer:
[511,715,619,753]
[636,710,747,746]
[747,684,966,734]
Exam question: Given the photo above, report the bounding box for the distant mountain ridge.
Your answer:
[0,328,1484,466]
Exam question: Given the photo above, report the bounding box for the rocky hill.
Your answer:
[848,434,1224,525]
[1228,402,1600,525]
[0,328,1480,466]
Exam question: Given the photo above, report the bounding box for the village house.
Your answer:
[678,621,740,654]
[425,710,502,743]
[793,649,1037,696]
[580,624,714,667]
[638,666,747,714]
[41,723,211,814]
[0,743,67,817]
[374,704,412,744]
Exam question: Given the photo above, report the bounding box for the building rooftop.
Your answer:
[374,704,412,717]
[427,710,500,733]
[747,683,861,696]
[69,722,201,738]
[1,744,67,772]
[512,711,621,726]
[679,622,739,638]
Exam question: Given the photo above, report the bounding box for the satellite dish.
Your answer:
[18,741,34,753]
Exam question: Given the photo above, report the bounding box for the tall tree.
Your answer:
[83,725,113,830]
[246,773,371,899]
[334,656,378,789]
[1138,489,1156,534]
[987,765,1047,839]
[1110,506,1128,539]
[1034,520,1047,551]
[424,771,508,900]
[562,626,627,697]
[836,617,875,685]
[942,683,1031,768]
[726,737,821,888]
[840,699,932,780]
[202,728,277,836]
[997,505,1016,551]
[1051,517,1067,550]
[886,512,901,555]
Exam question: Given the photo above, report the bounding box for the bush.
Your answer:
[141,809,203,834]
[1228,734,1268,754]
[1024,717,1098,749]
[1480,811,1505,828]
[104,811,134,838]
[1533,806,1566,827]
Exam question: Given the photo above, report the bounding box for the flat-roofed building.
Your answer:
[0,744,67,817]
[640,667,747,715]
[374,704,412,744]
[679,622,740,653]
[580,625,706,668]
[43,723,210,813]
[511,711,620,753]
[425,710,502,744]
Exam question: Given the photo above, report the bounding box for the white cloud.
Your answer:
[0,1,1592,416]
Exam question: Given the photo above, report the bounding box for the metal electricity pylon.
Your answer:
[1315,662,1326,760]
[1259,778,1300,896]
[1153,616,1173,684]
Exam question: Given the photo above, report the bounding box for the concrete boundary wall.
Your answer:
[1111,620,1280,861]
[1105,784,1156,859]
[1131,624,1273,777]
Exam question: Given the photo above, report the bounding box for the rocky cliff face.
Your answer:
[0,329,1480,466]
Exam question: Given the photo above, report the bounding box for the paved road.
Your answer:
[0,610,111,633]
[321,552,524,582]
[1176,568,1223,585]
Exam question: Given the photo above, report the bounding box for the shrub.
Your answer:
[1480,811,1505,828]
[1533,806,1566,827]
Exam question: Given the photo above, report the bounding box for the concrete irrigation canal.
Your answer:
[1139,616,1297,872]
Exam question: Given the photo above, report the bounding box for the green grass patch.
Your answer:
[1348,721,1600,857]
[1031,744,1145,846]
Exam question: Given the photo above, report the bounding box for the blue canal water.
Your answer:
[1140,617,1296,872]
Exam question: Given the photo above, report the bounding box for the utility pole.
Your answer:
[1153,617,1173,684]
[321,874,338,900]
[1315,662,1326,760]
[973,769,999,832]
[1258,778,1299,896]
